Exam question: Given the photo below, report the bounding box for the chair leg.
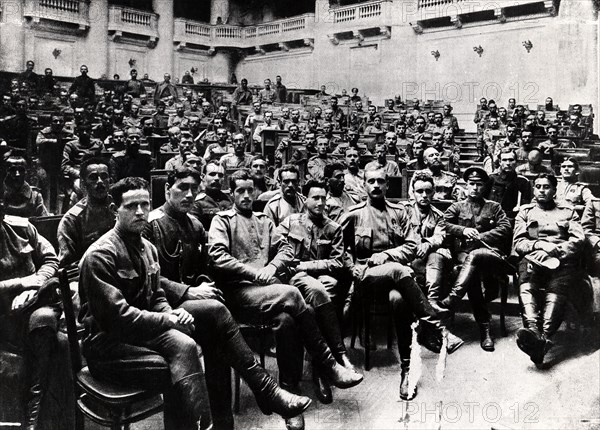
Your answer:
[364,295,371,371]
[500,276,509,337]
[387,308,394,350]
[234,369,241,414]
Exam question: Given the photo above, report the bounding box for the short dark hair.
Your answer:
[535,173,558,188]
[80,157,109,182]
[277,164,299,181]
[412,172,434,188]
[561,157,580,170]
[229,168,252,192]
[166,167,201,188]
[251,154,267,164]
[324,162,346,179]
[110,177,149,207]
[499,147,516,158]
[302,179,328,197]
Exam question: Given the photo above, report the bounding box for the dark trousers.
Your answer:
[224,283,307,388]
[86,329,211,430]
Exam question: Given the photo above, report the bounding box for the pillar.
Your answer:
[210,0,230,25]
[149,0,174,77]
[84,0,109,78]
[0,0,26,72]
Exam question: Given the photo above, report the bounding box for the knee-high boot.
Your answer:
[516,283,546,364]
[295,308,363,389]
[25,327,57,430]
[542,293,567,340]
[314,302,354,369]
[170,373,213,430]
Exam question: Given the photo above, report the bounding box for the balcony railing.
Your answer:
[23,0,90,29]
[331,0,391,24]
[108,5,159,40]
[173,14,315,49]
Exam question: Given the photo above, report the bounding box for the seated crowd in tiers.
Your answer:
[0,60,599,430]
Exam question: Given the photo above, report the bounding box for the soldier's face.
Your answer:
[289,127,299,140]
[432,135,443,148]
[415,118,426,131]
[116,189,150,234]
[280,172,299,198]
[375,145,387,160]
[167,176,199,213]
[434,114,443,125]
[499,154,516,172]
[466,179,485,199]
[302,186,326,218]
[204,165,225,191]
[317,140,328,156]
[385,134,396,147]
[127,134,141,151]
[499,108,507,119]
[533,178,556,203]
[364,170,387,200]
[345,150,359,167]
[250,160,267,178]
[425,149,441,167]
[328,170,345,195]
[233,179,254,211]
[216,128,227,143]
[5,159,27,188]
[233,135,245,153]
[368,106,376,115]
[560,161,577,180]
[291,111,300,121]
[83,164,110,200]
[413,180,434,208]
[178,138,194,156]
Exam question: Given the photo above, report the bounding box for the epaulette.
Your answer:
[516,174,529,181]
[112,151,126,157]
[347,201,367,212]
[443,171,457,178]
[219,209,237,217]
[195,192,207,201]
[4,215,29,227]
[556,202,576,211]
[139,149,151,156]
[148,208,164,222]
[519,203,536,212]
[68,203,85,217]
[386,200,405,210]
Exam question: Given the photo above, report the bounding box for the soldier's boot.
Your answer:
[441,256,479,311]
[539,293,568,366]
[399,359,416,401]
[171,373,213,430]
[311,361,332,404]
[478,322,495,352]
[296,308,363,389]
[397,274,449,320]
[280,383,306,430]
[25,328,56,430]
[314,302,355,370]
[516,283,546,364]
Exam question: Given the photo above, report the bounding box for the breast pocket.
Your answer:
[355,227,372,257]
[288,232,306,257]
[316,239,332,260]
[116,268,140,300]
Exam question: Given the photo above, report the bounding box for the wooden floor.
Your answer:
[88,312,600,430]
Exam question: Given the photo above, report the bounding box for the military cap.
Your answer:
[463,166,489,182]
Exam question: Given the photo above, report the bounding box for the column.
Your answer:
[149,0,174,77]
[84,0,109,78]
[210,0,229,25]
[0,0,26,72]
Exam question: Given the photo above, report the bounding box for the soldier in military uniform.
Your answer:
[189,161,232,230]
[307,137,335,182]
[165,131,204,171]
[556,157,595,211]
[61,124,104,198]
[513,174,587,367]
[365,142,400,177]
[582,198,600,307]
[144,167,311,429]
[483,148,532,220]
[340,168,446,401]
[343,147,367,203]
[264,165,306,226]
[442,104,460,133]
[208,169,363,430]
[109,127,153,182]
[537,125,575,155]
[324,162,359,223]
[409,148,460,201]
[278,179,358,405]
[0,199,61,429]
[406,172,464,352]
[151,101,169,135]
[2,150,48,217]
[220,133,253,170]
[440,167,513,352]
[249,155,277,199]
[204,127,233,163]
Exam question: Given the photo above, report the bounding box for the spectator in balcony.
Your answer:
[258,79,276,104]
[153,73,178,105]
[182,70,194,85]
[141,73,154,83]
[69,65,96,104]
[19,60,39,92]
[124,68,146,98]
[350,87,361,103]
[274,75,287,103]
[232,78,253,106]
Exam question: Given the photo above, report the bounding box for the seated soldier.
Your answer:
[515,149,552,176]
[556,157,595,212]
[2,150,48,217]
[249,155,277,199]
[340,168,446,401]
[104,129,126,152]
[396,122,414,156]
[0,198,60,429]
[264,164,306,227]
[220,133,253,170]
[189,161,232,230]
[145,167,311,428]
[409,148,460,201]
[483,148,532,221]
[325,162,359,223]
[161,126,181,153]
[537,125,575,155]
[58,157,115,268]
[208,169,363,430]
[406,172,464,351]
[365,142,400,177]
[307,137,336,181]
[344,147,367,202]
[109,127,153,182]
[252,111,278,149]
[513,174,587,367]
[152,101,169,134]
[582,198,600,307]
[364,115,385,137]
[440,167,513,352]
[277,179,358,404]
[426,112,446,135]
[168,103,189,129]
[442,104,460,133]
[203,127,233,162]
[79,177,213,430]
[165,131,204,171]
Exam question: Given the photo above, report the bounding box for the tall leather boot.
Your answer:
[311,360,332,404]
[441,256,478,310]
[538,293,567,366]
[516,283,546,364]
[280,383,306,430]
[399,359,416,401]
[478,322,494,352]
[26,328,56,430]
[173,373,213,430]
[296,308,363,389]
[397,275,447,319]
[315,302,355,370]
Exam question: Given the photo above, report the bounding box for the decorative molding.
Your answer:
[327,34,339,45]
[353,30,364,45]
[379,26,391,38]
[278,42,290,52]
[544,0,557,16]
[410,22,423,34]
[175,41,187,51]
[522,40,533,53]
[473,45,484,57]
[207,46,216,55]
[255,46,266,55]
